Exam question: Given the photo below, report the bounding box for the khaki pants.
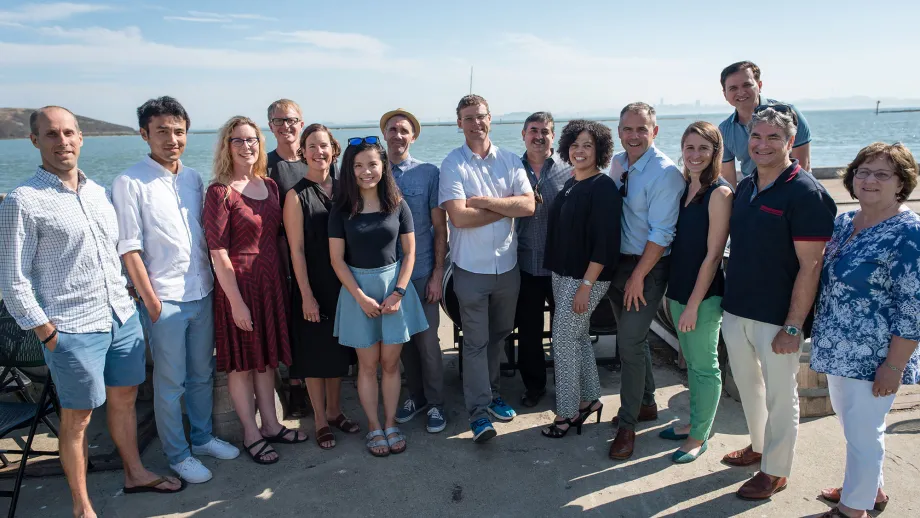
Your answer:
[721,311,802,478]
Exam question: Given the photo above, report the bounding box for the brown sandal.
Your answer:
[315,426,336,450]
[329,414,360,434]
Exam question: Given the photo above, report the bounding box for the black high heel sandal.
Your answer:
[287,383,308,418]
[541,417,582,438]
[577,400,604,425]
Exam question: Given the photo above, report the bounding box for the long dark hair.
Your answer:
[334,141,402,217]
[680,121,723,202]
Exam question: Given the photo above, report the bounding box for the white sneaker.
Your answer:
[170,456,212,484]
[192,437,241,460]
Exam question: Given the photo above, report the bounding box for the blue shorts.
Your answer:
[42,311,147,409]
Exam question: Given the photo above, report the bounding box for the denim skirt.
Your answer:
[333,261,429,348]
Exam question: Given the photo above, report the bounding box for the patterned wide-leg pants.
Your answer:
[551,273,611,418]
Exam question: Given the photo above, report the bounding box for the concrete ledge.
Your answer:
[811,166,842,179]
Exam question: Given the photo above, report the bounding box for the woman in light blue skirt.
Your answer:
[329,136,428,457]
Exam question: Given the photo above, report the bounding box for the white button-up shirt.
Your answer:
[111,156,213,302]
[439,143,532,275]
[0,168,136,333]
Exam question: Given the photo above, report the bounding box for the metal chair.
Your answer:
[0,301,59,517]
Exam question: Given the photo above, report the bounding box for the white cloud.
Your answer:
[248,30,387,54]
[164,10,277,23]
[36,25,144,44]
[0,2,108,24]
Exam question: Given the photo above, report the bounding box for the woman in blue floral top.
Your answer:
[810,142,920,518]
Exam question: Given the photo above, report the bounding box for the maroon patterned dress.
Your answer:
[204,179,291,372]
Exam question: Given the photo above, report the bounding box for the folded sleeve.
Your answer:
[111,175,144,255]
[509,156,533,196]
[789,188,837,241]
[427,165,440,211]
[589,176,623,267]
[792,105,812,148]
[646,167,685,248]
[398,199,415,234]
[718,119,737,163]
[203,184,232,250]
[438,154,467,207]
[0,194,49,329]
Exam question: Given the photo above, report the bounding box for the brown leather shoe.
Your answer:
[608,428,636,460]
[722,445,763,467]
[736,472,787,500]
[610,403,658,427]
[820,487,889,512]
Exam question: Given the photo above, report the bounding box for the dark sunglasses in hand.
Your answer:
[619,171,629,197]
[348,136,380,146]
[754,103,799,126]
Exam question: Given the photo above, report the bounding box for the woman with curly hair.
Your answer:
[204,116,306,465]
[811,143,920,518]
[541,119,622,438]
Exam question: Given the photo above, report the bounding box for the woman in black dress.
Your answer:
[283,124,359,449]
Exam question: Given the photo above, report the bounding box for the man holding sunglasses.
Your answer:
[515,111,571,408]
[379,108,450,434]
[439,94,535,443]
[607,102,685,460]
[266,98,307,199]
[719,61,812,188]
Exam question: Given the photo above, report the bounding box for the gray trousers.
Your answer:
[453,265,520,423]
[400,274,445,407]
[610,255,669,430]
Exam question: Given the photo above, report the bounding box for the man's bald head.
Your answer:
[30,106,81,136]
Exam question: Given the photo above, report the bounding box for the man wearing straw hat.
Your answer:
[381,108,449,434]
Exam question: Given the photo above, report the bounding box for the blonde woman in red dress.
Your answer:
[204,116,306,464]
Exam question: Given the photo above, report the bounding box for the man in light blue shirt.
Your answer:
[607,102,685,460]
[718,61,811,187]
[439,94,535,443]
[381,108,449,434]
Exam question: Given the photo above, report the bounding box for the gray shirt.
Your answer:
[516,152,571,276]
[393,155,440,280]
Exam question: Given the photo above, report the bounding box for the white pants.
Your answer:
[827,374,896,511]
[721,312,801,477]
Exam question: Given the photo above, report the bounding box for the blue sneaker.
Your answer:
[487,397,516,422]
[395,398,427,424]
[426,406,446,433]
[470,418,496,443]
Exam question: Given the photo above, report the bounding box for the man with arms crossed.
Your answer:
[439,95,535,442]
[381,108,450,433]
[0,107,184,518]
[720,107,835,499]
[607,102,685,460]
[719,61,812,187]
[112,97,239,484]
[515,111,571,408]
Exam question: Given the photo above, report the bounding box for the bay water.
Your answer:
[2,109,919,194]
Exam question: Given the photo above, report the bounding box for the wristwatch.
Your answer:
[581,279,594,287]
[782,324,801,337]
[393,287,406,297]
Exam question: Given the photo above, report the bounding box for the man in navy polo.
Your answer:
[719,61,812,188]
[720,107,836,500]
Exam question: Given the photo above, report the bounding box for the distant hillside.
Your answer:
[0,108,136,140]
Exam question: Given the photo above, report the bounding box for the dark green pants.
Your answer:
[610,256,669,430]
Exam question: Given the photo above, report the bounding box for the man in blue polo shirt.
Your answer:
[720,107,836,500]
[607,102,685,460]
[719,61,811,187]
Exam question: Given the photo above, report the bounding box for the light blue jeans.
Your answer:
[139,294,216,465]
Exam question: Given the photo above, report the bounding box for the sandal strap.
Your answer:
[365,429,385,441]
[383,426,402,436]
[316,427,335,441]
[245,438,274,458]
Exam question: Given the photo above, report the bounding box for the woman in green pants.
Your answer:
[661,121,734,463]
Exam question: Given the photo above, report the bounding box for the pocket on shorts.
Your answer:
[45,331,66,354]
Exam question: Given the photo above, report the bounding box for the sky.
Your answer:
[1,0,919,129]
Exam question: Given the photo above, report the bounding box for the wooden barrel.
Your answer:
[797,340,835,417]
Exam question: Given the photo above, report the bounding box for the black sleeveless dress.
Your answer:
[288,177,355,378]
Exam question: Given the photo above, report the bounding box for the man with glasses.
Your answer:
[719,61,812,187]
[439,94,535,442]
[266,98,307,199]
[515,112,571,408]
[607,102,685,460]
[720,107,835,500]
[379,108,449,434]
[112,97,239,484]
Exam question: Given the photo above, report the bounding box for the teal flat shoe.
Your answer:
[671,442,707,464]
[658,427,690,441]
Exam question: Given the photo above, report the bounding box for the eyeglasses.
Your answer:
[229,137,260,148]
[269,117,302,127]
[619,171,629,197]
[754,103,799,126]
[348,136,380,146]
[854,169,896,181]
[461,114,490,124]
